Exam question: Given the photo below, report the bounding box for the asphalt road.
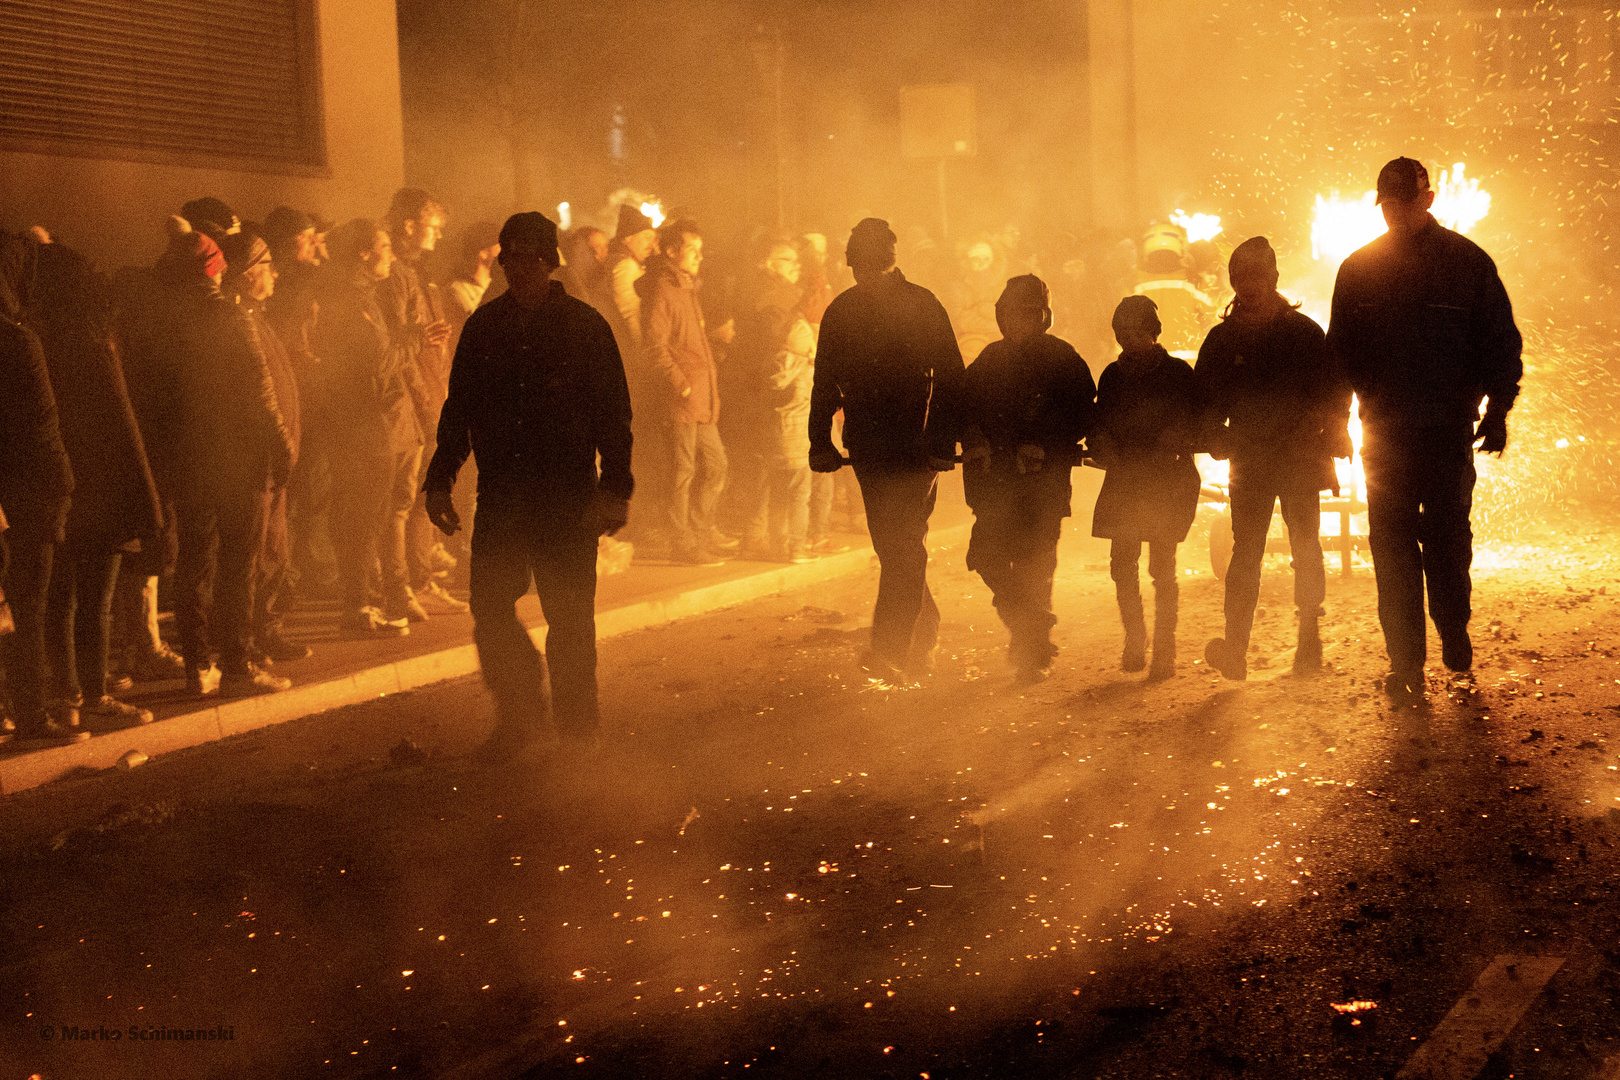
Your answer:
[4,521,1619,1079]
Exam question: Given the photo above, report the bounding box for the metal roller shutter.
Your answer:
[0,0,325,171]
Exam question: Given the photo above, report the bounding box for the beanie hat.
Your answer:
[846,217,898,261]
[997,273,1049,310]
[218,231,271,276]
[1112,294,1161,339]
[1228,235,1278,276]
[498,212,559,265]
[615,202,655,239]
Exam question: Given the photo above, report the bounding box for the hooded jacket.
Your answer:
[637,254,720,425]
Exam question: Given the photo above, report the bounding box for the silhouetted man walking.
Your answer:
[810,218,962,678]
[1327,157,1522,699]
[425,213,633,755]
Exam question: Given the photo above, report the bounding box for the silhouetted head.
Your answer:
[995,274,1050,345]
[1112,294,1161,353]
[181,197,239,239]
[1376,157,1435,239]
[218,230,275,302]
[1227,236,1279,305]
[615,204,658,263]
[264,206,319,267]
[846,218,897,284]
[497,212,560,307]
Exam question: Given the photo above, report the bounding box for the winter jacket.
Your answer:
[1090,345,1201,543]
[958,332,1096,518]
[310,268,422,457]
[425,280,632,527]
[238,297,301,474]
[0,232,72,542]
[1195,304,1349,491]
[810,268,963,470]
[382,256,446,441]
[637,255,720,425]
[1327,216,1521,431]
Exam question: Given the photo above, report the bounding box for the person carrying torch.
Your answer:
[1197,237,1352,681]
[1326,157,1522,701]
[957,275,1096,683]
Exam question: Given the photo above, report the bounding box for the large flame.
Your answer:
[1311,163,1491,263]
[1171,210,1223,244]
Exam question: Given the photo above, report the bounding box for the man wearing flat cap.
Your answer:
[809,217,963,679]
[1327,156,1522,700]
[425,212,633,756]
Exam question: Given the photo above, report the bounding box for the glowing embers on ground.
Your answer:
[1310,163,1491,263]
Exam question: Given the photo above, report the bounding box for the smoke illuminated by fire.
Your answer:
[1311,163,1492,263]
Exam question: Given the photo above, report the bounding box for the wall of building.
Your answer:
[0,0,404,270]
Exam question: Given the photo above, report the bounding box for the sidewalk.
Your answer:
[0,522,972,796]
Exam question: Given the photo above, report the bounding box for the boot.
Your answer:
[1116,582,1147,673]
[1205,637,1247,681]
[1293,615,1323,676]
[1148,579,1178,681]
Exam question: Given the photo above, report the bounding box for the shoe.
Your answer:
[343,606,409,637]
[808,537,850,555]
[46,696,82,731]
[1440,627,1472,672]
[220,662,292,697]
[780,544,820,564]
[707,532,741,554]
[1121,642,1146,673]
[1384,668,1425,701]
[260,633,313,663]
[81,695,154,730]
[108,674,135,694]
[672,547,725,567]
[13,718,91,746]
[1293,619,1324,676]
[859,650,905,681]
[186,664,222,696]
[1204,638,1248,681]
[389,592,430,624]
[427,543,459,574]
[130,643,187,682]
[1148,655,1176,682]
[418,579,470,614]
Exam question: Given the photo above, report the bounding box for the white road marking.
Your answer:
[1396,955,1564,1080]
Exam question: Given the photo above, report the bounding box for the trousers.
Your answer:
[852,464,940,665]
[667,420,728,552]
[44,540,123,703]
[332,445,422,614]
[175,482,269,672]
[966,496,1064,667]
[1362,424,1476,673]
[1223,465,1326,651]
[468,509,600,734]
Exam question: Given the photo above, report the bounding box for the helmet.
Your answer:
[1141,221,1188,275]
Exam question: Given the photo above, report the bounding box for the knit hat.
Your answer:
[1228,236,1277,276]
[218,231,271,276]
[615,202,656,239]
[1112,294,1161,339]
[846,217,898,262]
[498,212,559,265]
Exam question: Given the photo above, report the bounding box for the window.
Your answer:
[0,0,326,173]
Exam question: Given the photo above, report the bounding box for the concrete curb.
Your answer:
[0,524,970,796]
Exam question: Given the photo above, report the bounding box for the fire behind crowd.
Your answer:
[4,1,1620,1078]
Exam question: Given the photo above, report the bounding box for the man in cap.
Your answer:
[1197,237,1351,681]
[809,218,963,678]
[1327,157,1522,699]
[957,275,1096,682]
[180,197,240,240]
[425,212,633,756]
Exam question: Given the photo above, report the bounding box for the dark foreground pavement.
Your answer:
[4,520,1620,1080]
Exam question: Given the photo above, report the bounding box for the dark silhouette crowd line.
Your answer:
[0,155,1521,756]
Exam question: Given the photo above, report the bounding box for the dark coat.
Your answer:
[637,255,719,425]
[1195,304,1349,491]
[310,268,422,456]
[0,233,73,542]
[382,256,446,438]
[809,268,963,470]
[240,298,301,473]
[1327,216,1522,431]
[1090,346,1201,543]
[733,273,815,465]
[30,242,161,548]
[958,332,1097,519]
[425,281,633,528]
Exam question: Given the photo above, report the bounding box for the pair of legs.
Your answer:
[331,445,423,619]
[967,496,1063,678]
[1110,538,1178,677]
[666,420,728,557]
[2,530,55,730]
[174,482,269,676]
[1362,424,1476,680]
[745,459,812,557]
[43,539,122,706]
[467,509,599,738]
[851,464,941,670]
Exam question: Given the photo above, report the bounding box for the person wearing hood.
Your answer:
[31,236,163,731]
[1197,237,1352,681]
[1091,295,1201,680]
[638,218,733,564]
[809,218,963,678]
[424,212,633,757]
[309,220,423,638]
[0,230,81,744]
[166,226,294,697]
[959,275,1097,683]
